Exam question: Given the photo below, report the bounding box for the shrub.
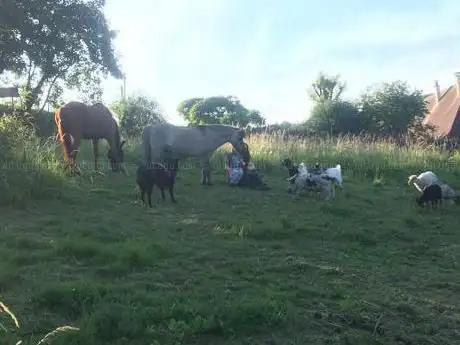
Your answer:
[0,114,66,207]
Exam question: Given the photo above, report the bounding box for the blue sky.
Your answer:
[78,0,460,125]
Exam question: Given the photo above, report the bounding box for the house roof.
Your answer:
[423,84,460,138]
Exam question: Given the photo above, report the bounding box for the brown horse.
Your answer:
[54,101,126,173]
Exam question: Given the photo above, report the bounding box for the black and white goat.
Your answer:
[282,158,342,199]
[284,162,335,200]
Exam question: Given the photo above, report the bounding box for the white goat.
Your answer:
[407,171,439,193]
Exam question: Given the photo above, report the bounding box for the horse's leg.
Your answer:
[71,137,82,175]
[147,186,153,207]
[160,187,166,201]
[61,133,74,173]
[141,189,145,205]
[92,139,99,171]
[169,186,176,203]
[200,156,212,185]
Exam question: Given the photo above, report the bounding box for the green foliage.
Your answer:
[307,99,364,135]
[0,114,66,206]
[308,72,346,102]
[304,75,429,139]
[177,96,266,127]
[111,95,166,137]
[0,0,122,112]
[358,81,428,137]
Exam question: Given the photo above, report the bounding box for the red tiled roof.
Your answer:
[423,84,460,137]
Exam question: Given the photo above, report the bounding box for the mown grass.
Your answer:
[1,132,460,344]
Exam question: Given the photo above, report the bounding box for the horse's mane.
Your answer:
[107,107,121,126]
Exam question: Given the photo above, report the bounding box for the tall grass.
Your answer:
[0,301,79,345]
[1,119,459,208]
[233,133,460,177]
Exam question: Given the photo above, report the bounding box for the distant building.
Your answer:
[423,72,460,138]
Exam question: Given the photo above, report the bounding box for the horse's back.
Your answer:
[56,101,118,139]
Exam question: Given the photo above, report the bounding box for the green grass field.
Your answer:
[1,134,460,345]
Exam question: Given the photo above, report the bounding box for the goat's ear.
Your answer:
[120,140,126,149]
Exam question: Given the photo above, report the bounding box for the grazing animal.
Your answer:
[408,171,439,193]
[285,162,336,200]
[136,160,179,207]
[142,123,245,185]
[54,101,126,173]
[416,184,443,209]
[305,173,335,200]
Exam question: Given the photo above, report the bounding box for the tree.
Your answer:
[308,72,346,102]
[307,99,364,135]
[358,81,428,137]
[0,0,122,113]
[177,96,266,127]
[111,95,166,137]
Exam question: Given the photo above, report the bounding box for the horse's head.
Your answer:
[229,127,246,155]
[107,140,126,172]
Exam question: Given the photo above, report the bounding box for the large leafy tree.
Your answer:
[358,81,428,136]
[0,0,122,113]
[111,94,166,137]
[177,96,265,127]
[307,99,364,135]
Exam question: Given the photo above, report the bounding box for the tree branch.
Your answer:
[39,74,60,113]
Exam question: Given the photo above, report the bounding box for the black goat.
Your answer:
[136,160,178,207]
[416,184,442,209]
[281,158,299,184]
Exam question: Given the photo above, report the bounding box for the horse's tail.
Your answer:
[54,106,73,162]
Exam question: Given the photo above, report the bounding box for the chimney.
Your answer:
[455,72,460,96]
[434,80,441,103]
